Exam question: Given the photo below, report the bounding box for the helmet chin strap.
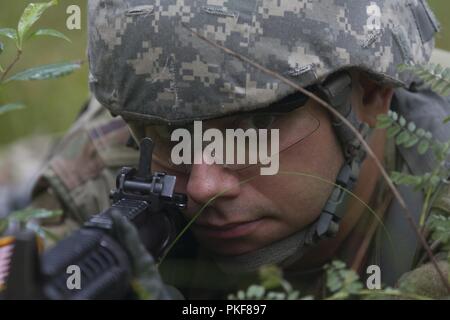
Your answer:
[210,72,371,275]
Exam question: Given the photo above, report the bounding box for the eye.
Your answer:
[240,115,276,130]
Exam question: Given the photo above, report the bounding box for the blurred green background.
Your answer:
[0,0,88,148]
[0,0,449,149]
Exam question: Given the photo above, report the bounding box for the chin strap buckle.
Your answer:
[305,72,371,245]
[306,162,358,245]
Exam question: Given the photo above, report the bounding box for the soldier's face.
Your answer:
[151,99,345,256]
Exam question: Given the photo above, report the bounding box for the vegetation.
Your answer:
[0,0,81,117]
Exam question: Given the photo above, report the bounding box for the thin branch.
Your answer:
[0,49,22,83]
[181,23,450,293]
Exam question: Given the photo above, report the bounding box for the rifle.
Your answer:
[0,138,187,299]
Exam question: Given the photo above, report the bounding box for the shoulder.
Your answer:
[31,97,139,223]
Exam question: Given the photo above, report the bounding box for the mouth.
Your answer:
[192,219,264,240]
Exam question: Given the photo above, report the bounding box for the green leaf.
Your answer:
[25,222,61,242]
[6,61,82,82]
[417,139,430,155]
[397,63,409,72]
[29,28,71,42]
[430,175,441,188]
[403,135,420,148]
[444,116,450,124]
[416,128,426,137]
[396,131,410,145]
[427,214,450,247]
[376,114,393,129]
[9,208,62,222]
[391,111,399,121]
[0,41,4,54]
[399,116,407,127]
[0,103,25,115]
[391,171,425,187]
[398,63,450,97]
[17,0,58,47]
[407,122,416,132]
[246,285,265,299]
[387,125,402,138]
[0,28,18,47]
[443,83,450,97]
[325,260,363,299]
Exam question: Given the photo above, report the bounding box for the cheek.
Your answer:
[252,114,344,233]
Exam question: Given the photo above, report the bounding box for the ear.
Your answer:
[351,73,394,127]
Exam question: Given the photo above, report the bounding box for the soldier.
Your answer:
[21,0,450,299]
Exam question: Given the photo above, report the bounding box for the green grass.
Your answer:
[0,0,449,148]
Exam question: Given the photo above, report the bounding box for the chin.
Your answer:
[194,221,288,256]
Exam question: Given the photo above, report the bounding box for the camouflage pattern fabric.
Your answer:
[0,135,57,218]
[88,0,438,124]
[31,98,139,225]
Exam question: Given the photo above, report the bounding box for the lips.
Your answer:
[193,219,263,239]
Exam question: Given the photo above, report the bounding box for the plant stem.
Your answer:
[182,23,450,294]
[420,186,433,227]
[0,49,22,83]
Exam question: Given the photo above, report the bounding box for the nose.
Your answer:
[186,163,241,205]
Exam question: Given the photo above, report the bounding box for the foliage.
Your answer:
[325,261,364,299]
[376,62,450,291]
[0,0,80,116]
[227,261,425,300]
[427,214,450,251]
[398,63,450,97]
[228,265,306,300]
[377,93,450,226]
[0,102,25,115]
[5,61,82,82]
[0,208,62,242]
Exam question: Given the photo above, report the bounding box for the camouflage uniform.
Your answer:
[30,97,140,243]
[14,0,450,298]
[0,135,57,218]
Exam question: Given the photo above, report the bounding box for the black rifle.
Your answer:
[1,138,187,299]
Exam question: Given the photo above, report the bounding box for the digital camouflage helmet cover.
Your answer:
[88,0,438,124]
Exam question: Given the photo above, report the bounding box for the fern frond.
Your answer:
[398,63,450,96]
[377,111,436,155]
[390,171,441,191]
